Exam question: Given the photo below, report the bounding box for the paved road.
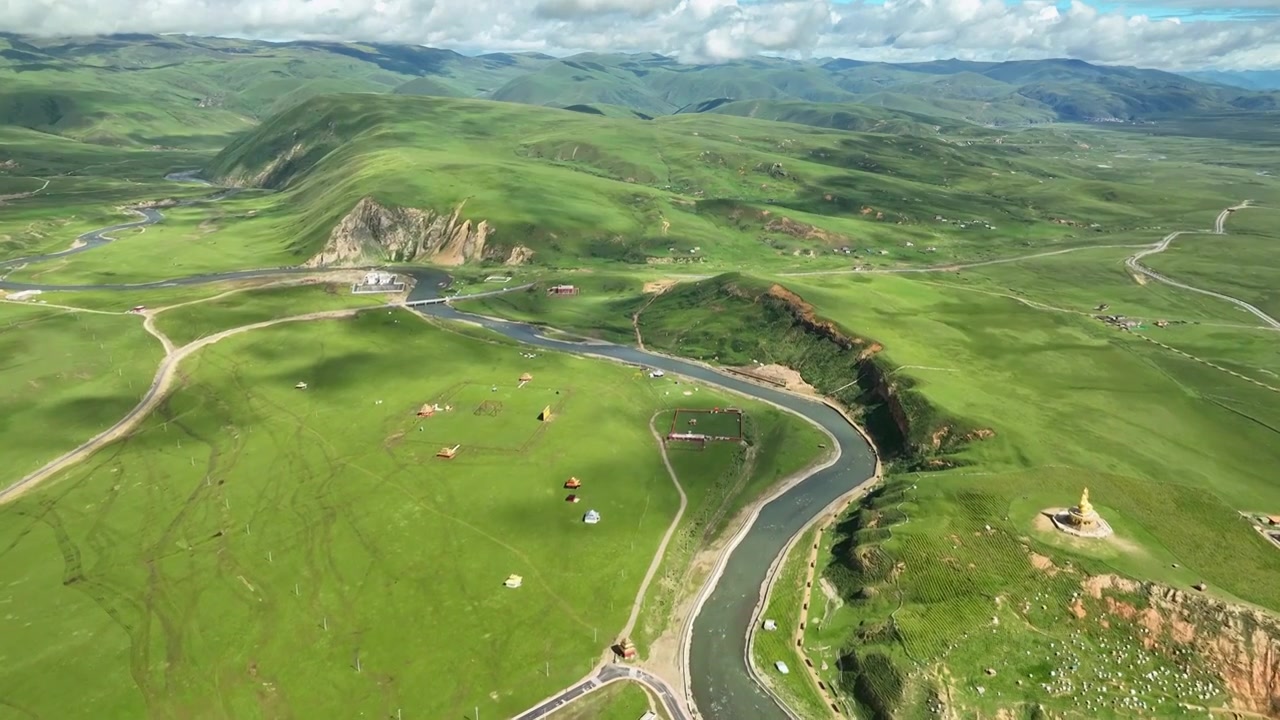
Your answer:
[511,664,689,720]
[1125,203,1280,330]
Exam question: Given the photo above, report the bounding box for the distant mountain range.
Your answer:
[1,32,1277,146]
[1182,70,1280,92]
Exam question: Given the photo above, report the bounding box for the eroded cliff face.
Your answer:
[1085,574,1280,716]
[306,196,530,268]
[737,280,920,456]
[218,142,311,189]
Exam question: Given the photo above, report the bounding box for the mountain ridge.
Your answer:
[2,33,1278,147]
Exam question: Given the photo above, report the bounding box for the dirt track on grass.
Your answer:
[0,306,372,505]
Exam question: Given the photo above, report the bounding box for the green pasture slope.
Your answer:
[153,282,389,347]
[750,526,830,720]
[0,128,211,262]
[6,92,1274,286]
[1146,204,1280,320]
[0,302,160,491]
[181,94,1269,280]
[460,173,1280,716]
[780,258,1280,715]
[0,308,821,719]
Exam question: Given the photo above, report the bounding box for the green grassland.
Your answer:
[0,128,213,262]
[42,280,308,313]
[456,272,644,342]
[697,98,988,137]
[3,188,303,284]
[750,526,831,720]
[774,265,1280,715]
[1146,206,1280,319]
[186,93,1272,282]
[6,88,1275,287]
[154,282,389,346]
[6,35,1278,154]
[632,403,828,649]
[0,34,542,147]
[808,480,1228,719]
[0,302,160,491]
[465,257,1280,715]
[547,681,662,720]
[0,308,822,719]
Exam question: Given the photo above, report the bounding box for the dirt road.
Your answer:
[1125,203,1279,330]
[0,306,371,505]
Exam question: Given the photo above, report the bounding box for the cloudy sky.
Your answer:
[6,0,1280,70]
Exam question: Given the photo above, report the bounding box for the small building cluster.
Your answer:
[546,284,579,297]
[351,271,406,294]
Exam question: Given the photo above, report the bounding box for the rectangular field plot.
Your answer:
[668,407,744,441]
[412,381,571,453]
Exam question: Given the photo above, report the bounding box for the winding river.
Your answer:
[1,180,878,720]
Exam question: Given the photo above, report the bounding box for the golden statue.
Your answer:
[1078,487,1092,516]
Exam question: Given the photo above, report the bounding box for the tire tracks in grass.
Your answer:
[616,414,690,642]
[0,307,376,506]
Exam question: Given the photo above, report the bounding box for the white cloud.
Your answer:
[2,0,1279,70]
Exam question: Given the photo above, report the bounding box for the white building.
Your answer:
[362,271,396,286]
[583,510,601,525]
[775,661,790,675]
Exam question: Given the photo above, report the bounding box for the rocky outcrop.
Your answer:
[306,197,515,268]
[220,143,310,189]
[504,245,534,265]
[1084,574,1280,716]
[132,198,182,209]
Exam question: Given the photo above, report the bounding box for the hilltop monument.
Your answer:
[1050,487,1113,538]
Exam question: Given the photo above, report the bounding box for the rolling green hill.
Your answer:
[0,34,551,145]
[190,92,1270,279]
[694,98,986,137]
[5,33,1278,150]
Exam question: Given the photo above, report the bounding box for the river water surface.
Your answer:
[1,193,877,720]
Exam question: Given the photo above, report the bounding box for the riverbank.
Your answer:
[3,172,884,720]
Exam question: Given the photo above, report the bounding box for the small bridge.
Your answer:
[403,282,534,307]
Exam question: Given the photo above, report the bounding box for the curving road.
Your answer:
[512,664,686,720]
[1124,203,1279,330]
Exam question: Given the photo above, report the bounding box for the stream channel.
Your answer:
[0,180,879,720]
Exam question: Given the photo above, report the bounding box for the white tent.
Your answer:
[583,510,601,525]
